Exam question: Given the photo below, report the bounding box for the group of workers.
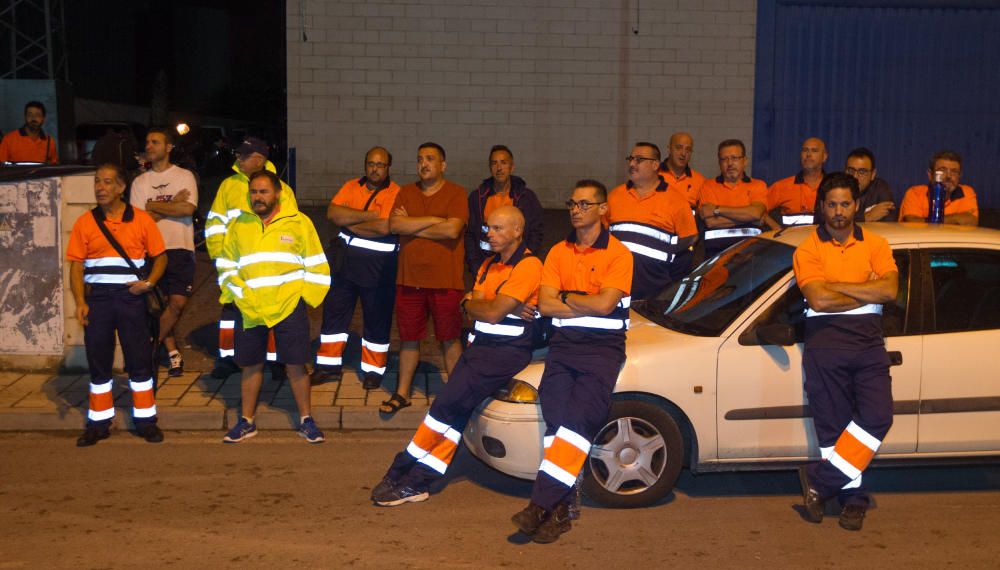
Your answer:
[60,118,980,541]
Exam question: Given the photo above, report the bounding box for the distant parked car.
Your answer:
[464,223,1000,507]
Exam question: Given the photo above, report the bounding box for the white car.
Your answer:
[463,223,1000,507]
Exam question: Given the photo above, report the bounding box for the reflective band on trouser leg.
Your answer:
[538,426,591,487]
[820,445,861,489]
[360,338,389,375]
[406,413,461,475]
[828,421,881,482]
[316,333,348,366]
[88,381,115,422]
[219,320,235,358]
[266,330,277,362]
[130,378,157,418]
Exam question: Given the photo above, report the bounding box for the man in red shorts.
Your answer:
[385,142,469,413]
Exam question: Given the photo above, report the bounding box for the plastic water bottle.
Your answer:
[928,170,945,224]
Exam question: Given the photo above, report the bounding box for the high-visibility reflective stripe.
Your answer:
[239,251,304,268]
[88,407,115,421]
[204,225,227,237]
[480,240,491,251]
[316,355,342,365]
[610,223,679,244]
[266,352,277,362]
[619,296,631,309]
[227,208,243,220]
[467,332,476,344]
[417,452,449,474]
[321,333,349,343]
[83,257,146,268]
[829,421,881,480]
[844,421,882,451]
[88,381,115,421]
[704,227,762,240]
[806,304,882,318]
[84,274,136,284]
[339,232,398,253]
[361,338,390,352]
[828,451,863,481]
[227,283,244,298]
[554,426,591,453]
[133,405,157,418]
[90,381,113,394]
[302,253,327,267]
[219,348,235,357]
[620,240,672,262]
[360,361,387,375]
[474,321,525,336]
[130,379,154,392]
[206,211,228,223]
[782,214,814,225]
[220,321,235,329]
[423,414,450,434]
[539,459,578,487]
[215,258,239,269]
[842,475,862,490]
[543,435,555,448]
[820,446,834,460]
[217,270,237,286]
[304,272,332,286]
[553,316,626,330]
[406,441,431,460]
[245,271,304,289]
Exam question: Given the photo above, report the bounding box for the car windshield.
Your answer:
[636,238,796,336]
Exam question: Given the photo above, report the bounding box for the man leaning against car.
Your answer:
[793,171,899,532]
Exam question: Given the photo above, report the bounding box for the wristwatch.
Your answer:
[144,280,154,289]
[713,207,721,217]
[560,291,571,305]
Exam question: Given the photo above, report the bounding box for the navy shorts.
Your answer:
[234,301,311,366]
[160,249,195,297]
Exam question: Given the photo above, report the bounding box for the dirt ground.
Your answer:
[1,431,998,569]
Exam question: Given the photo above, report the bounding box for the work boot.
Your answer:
[362,371,382,390]
[798,466,825,523]
[533,503,572,544]
[211,357,240,379]
[76,425,110,447]
[510,501,548,536]
[839,503,867,531]
[136,423,164,443]
[370,476,397,502]
[310,365,342,385]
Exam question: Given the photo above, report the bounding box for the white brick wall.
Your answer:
[287,0,757,206]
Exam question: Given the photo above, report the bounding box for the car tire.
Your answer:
[582,399,685,508]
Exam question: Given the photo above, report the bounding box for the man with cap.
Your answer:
[205,137,297,380]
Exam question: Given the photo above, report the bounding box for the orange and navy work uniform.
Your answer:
[793,223,898,506]
[66,204,165,428]
[0,127,58,164]
[382,243,543,490]
[316,176,401,378]
[658,163,706,209]
[530,227,633,511]
[700,174,768,257]
[768,171,820,226]
[607,177,696,299]
[898,184,979,222]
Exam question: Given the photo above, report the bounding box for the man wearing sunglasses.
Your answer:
[511,180,633,543]
[607,142,696,298]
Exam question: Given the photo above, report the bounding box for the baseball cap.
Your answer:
[236,137,269,159]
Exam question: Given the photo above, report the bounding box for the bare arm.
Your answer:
[144,189,196,218]
[125,254,167,296]
[538,285,625,318]
[464,293,524,325]
[826,271,899,305]
[389,204,445,235]
[327,203,379,226]
[799,281,865,313]
[70,261,89,326]
[669,235,696,253]
[901,215,925,222]
[412,218,465,240]
[762,214,782,231]
[348,218,391,238]
[944,212,978,226]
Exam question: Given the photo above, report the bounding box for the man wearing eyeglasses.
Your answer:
[607,142,696,299]
[766,137,828,229]
[898,150,979,226]
[844,148,895,222]
[698,139,768,258]
[312,147,401,388]
[511,180,633,543]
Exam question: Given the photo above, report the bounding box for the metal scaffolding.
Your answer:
[1,0,68,80]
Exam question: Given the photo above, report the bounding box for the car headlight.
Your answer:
[493,379,539,404]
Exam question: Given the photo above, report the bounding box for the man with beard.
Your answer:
[0,101,58,164]
[793,171,899,531]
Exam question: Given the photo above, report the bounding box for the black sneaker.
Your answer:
[839,503,867,531]
[211,357,240,379]
[137,423,164,443]
[76,426,110,447]
[370,476,397,502]
[798,466,825,523]
[362,372,382,390]
[511,502,548,536]
[310,365,342,385]
[168,352,184,377]
[533,503,572,544]
[372,484,429,507]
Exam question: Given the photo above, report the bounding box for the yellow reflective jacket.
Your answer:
[216,199,330,329]
[205,160,298,259]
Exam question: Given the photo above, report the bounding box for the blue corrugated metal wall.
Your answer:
[753,1,1000,208]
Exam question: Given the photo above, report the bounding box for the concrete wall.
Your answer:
[286,0,757,206]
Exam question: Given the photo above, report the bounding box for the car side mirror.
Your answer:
[756,323,797,346]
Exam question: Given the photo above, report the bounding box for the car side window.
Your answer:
[744,250,912,344]
[927,249,1000,334]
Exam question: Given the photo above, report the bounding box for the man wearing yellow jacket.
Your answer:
[216,170,331,443]
[205,137,298,379]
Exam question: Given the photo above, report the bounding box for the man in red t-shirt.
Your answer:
[384,142,469,413]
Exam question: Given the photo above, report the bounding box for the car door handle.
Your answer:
[888,351,903,366]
